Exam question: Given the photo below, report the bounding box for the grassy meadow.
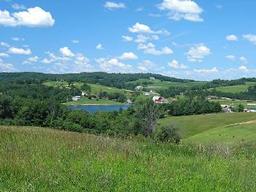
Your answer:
[214,82,256,94]
[1,125,256,191]
[158,113,256,139]
[186,120,256,146]
[128,79,205,91]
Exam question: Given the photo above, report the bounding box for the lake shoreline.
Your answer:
[66,103,129,106]
[68,104,130,113]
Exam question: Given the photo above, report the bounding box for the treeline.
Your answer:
[0,72,193,90]
[159,83,256,101]
[210,86,256,100]
[98,91,127,103]
[163,96,222,116]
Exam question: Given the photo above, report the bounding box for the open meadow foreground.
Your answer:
[1,0,256,191]
[1,123,256,192]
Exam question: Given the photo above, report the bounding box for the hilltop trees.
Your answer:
[164,96,221,116]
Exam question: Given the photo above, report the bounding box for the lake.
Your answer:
[69,104,130,113]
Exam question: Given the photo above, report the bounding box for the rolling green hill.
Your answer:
[214,82,256,94]
[158,113,256,139]
[128,78,205,91]
[185,121,256,146]
[1,126,256,191]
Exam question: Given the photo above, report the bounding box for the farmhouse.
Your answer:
[152,96,168,104]
[244,109,256,113]
[221,105,232,113]
[135,86,143,91]
[72,96,81,101]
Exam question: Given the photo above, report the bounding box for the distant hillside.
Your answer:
[1,72,256,100]
[0,72,194,89]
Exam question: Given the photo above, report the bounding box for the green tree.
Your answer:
[134,98,160,137]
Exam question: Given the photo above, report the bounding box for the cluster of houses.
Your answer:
[152,96,169,104]
[221,104,256,113]
[135,85,169,104]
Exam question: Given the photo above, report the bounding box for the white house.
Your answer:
[152,96,168,104]
[135,86,143,91]
[72,96,81,101]
[221,105,232,113]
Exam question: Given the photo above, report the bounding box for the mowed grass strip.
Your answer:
[158,113,256,138]
[1,126,256,191]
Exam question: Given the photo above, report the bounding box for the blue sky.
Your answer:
[0,0,256,80]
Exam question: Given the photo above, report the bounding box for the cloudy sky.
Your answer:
[0,0,256,80]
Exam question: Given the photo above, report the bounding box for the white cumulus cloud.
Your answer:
[243,34,256,45]
[194,67,218,74]
[239,65,248,72]
[8,47,32,55]
[122,35,133,42]
[96,43,104,50]
[0,53,9,57]
[226,34,238,41]
[129,23,153,33]
[138,42,173,56]
[0,58,14,72]
[104,2,126,10]
[59,47,75,57]
[226,55,236,61]
[23,56,39,64]
[96,57,132,72]
[187,44,210,62]
[119,52,138,60]
[0,7,55,27]
[12,3,26,10]
[158,0,203,22]
[168,59,187,69]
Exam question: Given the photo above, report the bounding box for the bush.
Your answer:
[62,121,83,133]
[155,125,181,144]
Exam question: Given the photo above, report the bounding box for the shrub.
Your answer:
[155,125,181,144]
[62,121,83,133]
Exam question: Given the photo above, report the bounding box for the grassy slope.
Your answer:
[43,81,133,95]
[214,82,256,93]
[185,121,256,146]
[129,79,205,91]
[1,126,256,191]
[43,81,132,105]
[88,83,133,95]
[158,113,256,138]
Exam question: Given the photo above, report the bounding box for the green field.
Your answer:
[88,83,133,96]
[185,121,256,146]
[214,82,256,94]
[43,81,83,89]
[43,81,132,94]
[1,125,256,191]
[158,113,256,139]
[129,79,205,91]
[44,81,133,105]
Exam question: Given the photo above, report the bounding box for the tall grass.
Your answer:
[1,126,256,191]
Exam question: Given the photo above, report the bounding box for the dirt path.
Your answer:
[226,119,256,127]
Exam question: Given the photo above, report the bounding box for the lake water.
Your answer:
[69,104,130,113]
